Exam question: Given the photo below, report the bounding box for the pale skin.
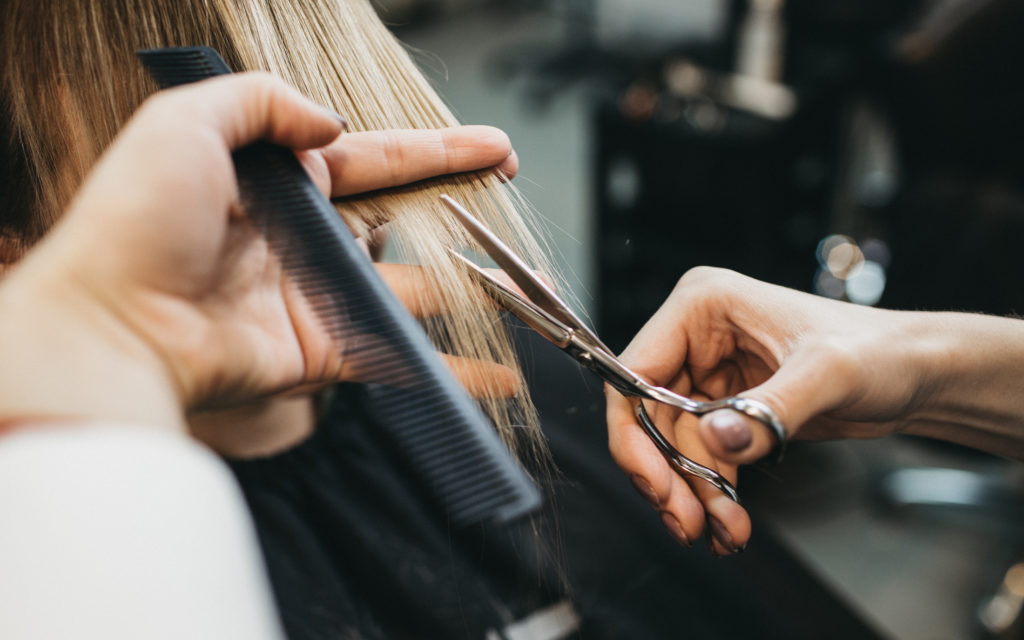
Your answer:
[0,73,522,451]
[607,266,1024,555]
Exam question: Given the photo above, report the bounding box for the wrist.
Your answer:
[901,311,1024,457]
[0,262,187,434]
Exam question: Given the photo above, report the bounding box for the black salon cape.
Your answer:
[227,328,884,640]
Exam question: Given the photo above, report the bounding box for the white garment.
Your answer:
[0,423,284,640]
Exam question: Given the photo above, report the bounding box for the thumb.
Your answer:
[698,344,858,465]
[142,72,346,153]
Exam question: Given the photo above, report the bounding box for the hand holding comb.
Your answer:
[136,46,541,526]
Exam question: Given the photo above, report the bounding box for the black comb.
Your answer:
[137,46,541,525]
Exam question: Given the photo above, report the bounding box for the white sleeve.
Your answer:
[0,423,285,640]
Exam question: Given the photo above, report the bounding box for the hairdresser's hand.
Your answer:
[298,123,516,261]
[0,73,517,432]
[291,108,521,397]
[292,122,522,398]
[300,125,517,197]
[606,267,956,555]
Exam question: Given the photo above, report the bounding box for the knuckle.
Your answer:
[675,266,731,290]
[440,130,459,174]
[231,72,277,113]
[380,131,406,184]
[672,266,734,308]
[238,70,279,92]
[138,91,184,123]
[237,73,290,133]
[136,93,205,146]
[249,74,280,121]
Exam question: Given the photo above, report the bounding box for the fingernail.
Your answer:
[495,149,517,183]
[706,529,723,558]
[660,511,692,547]
[709,410,752,452]
[707,515,738,554]
[325,108,348,130]
[630,474,660,507]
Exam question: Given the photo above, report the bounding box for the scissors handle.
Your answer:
[637,383,787,464]
[631,398,741,503]
[692,396,788,462]
[442,195,782,505]
[629,391,787,504]
[575,337,787,462]
[578,341,785,501]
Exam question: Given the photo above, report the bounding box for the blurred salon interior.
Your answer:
[379,0,1024,638]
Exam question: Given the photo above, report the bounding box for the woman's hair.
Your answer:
[0,0,557,459]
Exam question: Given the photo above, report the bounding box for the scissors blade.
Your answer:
[440,195,606,348]
[449,251,574,349]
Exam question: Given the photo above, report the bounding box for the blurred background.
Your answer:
[377,1,1024,638]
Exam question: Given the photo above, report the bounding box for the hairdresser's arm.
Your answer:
[0,425,284,639]
[0,75,524,636]
[0,77,415,638]
[606,267,1024,554]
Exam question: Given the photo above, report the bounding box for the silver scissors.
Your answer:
[440,195,786,504]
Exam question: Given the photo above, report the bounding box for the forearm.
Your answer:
[0,259,185,434]
[903,311,1024,459]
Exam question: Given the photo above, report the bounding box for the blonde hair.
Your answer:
[0,0,555,460]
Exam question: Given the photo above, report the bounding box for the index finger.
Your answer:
[376,263,532,318]
[618,291,697,385]
[322,126,516,196]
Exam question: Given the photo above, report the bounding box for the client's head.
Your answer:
[0,0,554,456]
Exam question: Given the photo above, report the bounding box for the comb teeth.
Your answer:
[366,385,533,524]
[136,47,231,87]
[138,47,541,526]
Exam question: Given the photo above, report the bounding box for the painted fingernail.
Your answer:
[706,529,724,558]
[324,108,348,130]
[707,515,738,554]
[709,410,752,452]
[630,474,660,507]
[660,511,692,547]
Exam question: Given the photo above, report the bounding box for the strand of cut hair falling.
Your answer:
[214,0,564,464]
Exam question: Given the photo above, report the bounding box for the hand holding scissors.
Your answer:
[442,196,786,507]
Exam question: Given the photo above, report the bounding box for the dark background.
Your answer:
[388,1,1024,637]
